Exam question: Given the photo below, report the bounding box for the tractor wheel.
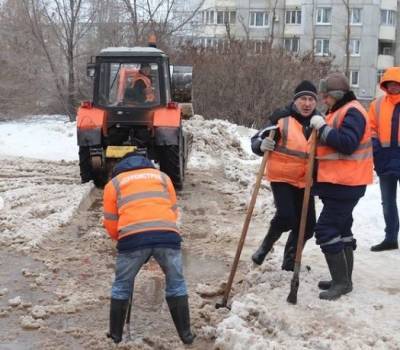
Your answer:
[79,146,93,183]
[158,130,185,191]
[93,171,108,189]
[78,146,108,188]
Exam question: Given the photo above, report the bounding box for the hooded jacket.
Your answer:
[103,155,181,252]
[369,67,400,176]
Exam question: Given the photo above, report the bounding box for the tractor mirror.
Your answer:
[86,63,96,78]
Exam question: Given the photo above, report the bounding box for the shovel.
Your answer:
[287,129,317,305]
[216,125,278,309]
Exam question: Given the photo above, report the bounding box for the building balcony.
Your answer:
[379,26,396,41]
[377,54,395,69]
[284,25,303,36]
[380,0,397,11]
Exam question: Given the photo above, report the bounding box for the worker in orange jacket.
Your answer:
[251,80,318,271]
[369,67,400,252]
[103,153,194,344]
[310,72,373,300]
[124,63,155,103]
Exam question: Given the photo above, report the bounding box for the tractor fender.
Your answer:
[153,107,181,128]
[154,127,180,146]
[76,105,107,146]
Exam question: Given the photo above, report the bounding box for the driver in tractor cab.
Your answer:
[124,63,155,104]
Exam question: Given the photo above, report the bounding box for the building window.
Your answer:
[350,8,362,24]
[284,37,300,52]
[378,41,393,55]
[216,10,236,25]
[204,10,214,24]
[350,71,359,87]
[230,11,236,24]
[316,8,331,24]
[285,10,301,24]
[314,38,330,56]
[250,11,269,27]
[381,10,396,26]
[349,39,360,56]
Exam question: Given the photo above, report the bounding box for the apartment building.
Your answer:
[184,0,399,101]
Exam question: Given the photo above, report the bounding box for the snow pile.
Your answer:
[214,257,400,349]
[0,115,77,161]
[185,115,272,214]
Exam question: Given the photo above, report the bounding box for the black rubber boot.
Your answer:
[166,295,196,345]
[106,298,129,344]
[371,240,398,252]
[281,243,295,271]
[318,246,354,291]
[319,251,352,300]
[252,228,281,265]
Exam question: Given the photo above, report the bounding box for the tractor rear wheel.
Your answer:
[78,146,108,188]
[158,130,185,190]
[79,146,93,183]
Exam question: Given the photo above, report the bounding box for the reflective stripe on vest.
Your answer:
[104,212,118,221]
[119,220,178,236]
[316,100,373,185]
[274,117,309,159]
[111,170,178,238]
[266,116,311,188]
[317,101,373,161]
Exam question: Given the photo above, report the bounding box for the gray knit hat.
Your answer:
[319,72,350,100]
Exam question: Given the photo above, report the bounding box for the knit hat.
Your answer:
[293,80,318,100]
[319,72,350,100]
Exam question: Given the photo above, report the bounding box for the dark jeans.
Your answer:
[315,197,359,254]
[379,174,400,243]
[269,182,316,252]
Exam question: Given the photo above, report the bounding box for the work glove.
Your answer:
[310,115,326,130]
[260,137,276,152]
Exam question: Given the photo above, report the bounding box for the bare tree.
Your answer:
[21,0,99,120]
[268,0,279,48]
[121,0,205,46]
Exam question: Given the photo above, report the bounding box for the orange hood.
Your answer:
[380,67,400,92]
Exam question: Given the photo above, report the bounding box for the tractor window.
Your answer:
[98,62,160,107]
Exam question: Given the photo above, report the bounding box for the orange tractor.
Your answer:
[76,45,193,190]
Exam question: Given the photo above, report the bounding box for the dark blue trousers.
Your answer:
[379,174,400,243]
[315,196,359,254]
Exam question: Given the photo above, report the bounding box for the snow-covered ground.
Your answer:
[0,115,399,349]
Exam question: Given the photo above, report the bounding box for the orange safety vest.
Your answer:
[316,100,373,185]
[132,73,155,102]
[266,116,312,188]
[369,95,400,146]
[103,168,179,240]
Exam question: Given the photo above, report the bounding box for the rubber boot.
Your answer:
[166,295,196,345]
[281,242,296,271]
[318,246,353,291]
[106,298,129,344]
[252,228,281,265]
[371,240,398,251]
[319,251,352,300]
